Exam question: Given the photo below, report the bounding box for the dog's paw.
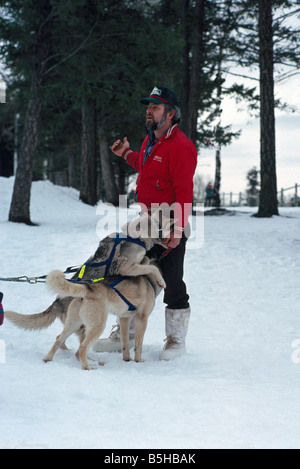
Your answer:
[141,256,150,265]
[157,278,166,289]
[122,354,132,362]
[82,364,97,370]
[43,354,53,363]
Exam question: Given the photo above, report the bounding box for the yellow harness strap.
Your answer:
[78,264,104,283]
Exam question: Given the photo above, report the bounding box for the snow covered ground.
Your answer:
[1,176,300,449]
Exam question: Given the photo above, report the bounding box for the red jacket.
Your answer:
[121,125,197,229]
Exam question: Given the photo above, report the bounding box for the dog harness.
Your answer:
[107,276,155,312]
[74,233,146,283]
[69,233,153,312]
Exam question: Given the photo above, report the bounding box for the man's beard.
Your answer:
[146,112,167,132]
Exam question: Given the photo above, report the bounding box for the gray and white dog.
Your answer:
[73,209,172,288]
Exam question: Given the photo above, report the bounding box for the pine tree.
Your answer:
[228,0,299,217]
[0,0,54,224]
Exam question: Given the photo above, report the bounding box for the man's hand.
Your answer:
[162,228,182,249]
[111,137,130,157]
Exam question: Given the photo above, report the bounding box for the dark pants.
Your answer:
[147,234,189,310]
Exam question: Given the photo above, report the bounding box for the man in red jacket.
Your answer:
[94,86,197,360]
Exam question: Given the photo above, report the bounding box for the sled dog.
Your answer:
[6,258,163,370]
[70,209,173,289]
[5,209,171,369]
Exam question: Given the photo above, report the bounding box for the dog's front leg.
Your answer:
[119,316,131,361]
[120,263,166,289]
[142,264,166,289]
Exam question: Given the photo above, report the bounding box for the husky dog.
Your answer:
[72,209,173,289]
[6,258,162,370]
[5,209,174,369]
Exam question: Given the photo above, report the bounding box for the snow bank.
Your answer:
[1,176,300,449]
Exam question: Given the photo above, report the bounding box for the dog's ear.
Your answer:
[126,212,151,238]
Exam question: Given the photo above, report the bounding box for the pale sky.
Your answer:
[198,74,300,198]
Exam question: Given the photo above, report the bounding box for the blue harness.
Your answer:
[80,233,146,278]
[69,234,154,312]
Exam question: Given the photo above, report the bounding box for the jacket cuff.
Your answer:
[173,224,184,238]
[121,148,133,161]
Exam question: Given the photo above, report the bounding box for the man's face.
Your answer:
[145,103,167,131]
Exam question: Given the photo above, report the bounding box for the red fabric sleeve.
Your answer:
[168,142,197,229]
[121,148,141,171]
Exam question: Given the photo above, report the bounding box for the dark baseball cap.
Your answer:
[140,86,179,107]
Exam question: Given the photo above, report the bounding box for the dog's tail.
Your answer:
[5,296,72,331]
[46,269,88,298]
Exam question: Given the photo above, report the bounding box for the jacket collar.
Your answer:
[165,124,178,139]
[146,124,178,143]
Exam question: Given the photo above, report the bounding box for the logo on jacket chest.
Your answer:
[153,155,162,163]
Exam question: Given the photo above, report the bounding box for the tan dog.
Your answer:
[6,258,162,370]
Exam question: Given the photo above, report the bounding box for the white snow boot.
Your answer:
[159,307,191,361]
[93,319,135,353]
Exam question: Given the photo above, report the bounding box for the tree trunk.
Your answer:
[213,147,221,208]
[8,0,52,224]
[255,0,278,217]
[213,52,224,210]
[98,127,119,206]
[8,75,42,225]
[68,150,77,188]
[181,0,191,136]
[80,97,98,206]
[187,0,205,144]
